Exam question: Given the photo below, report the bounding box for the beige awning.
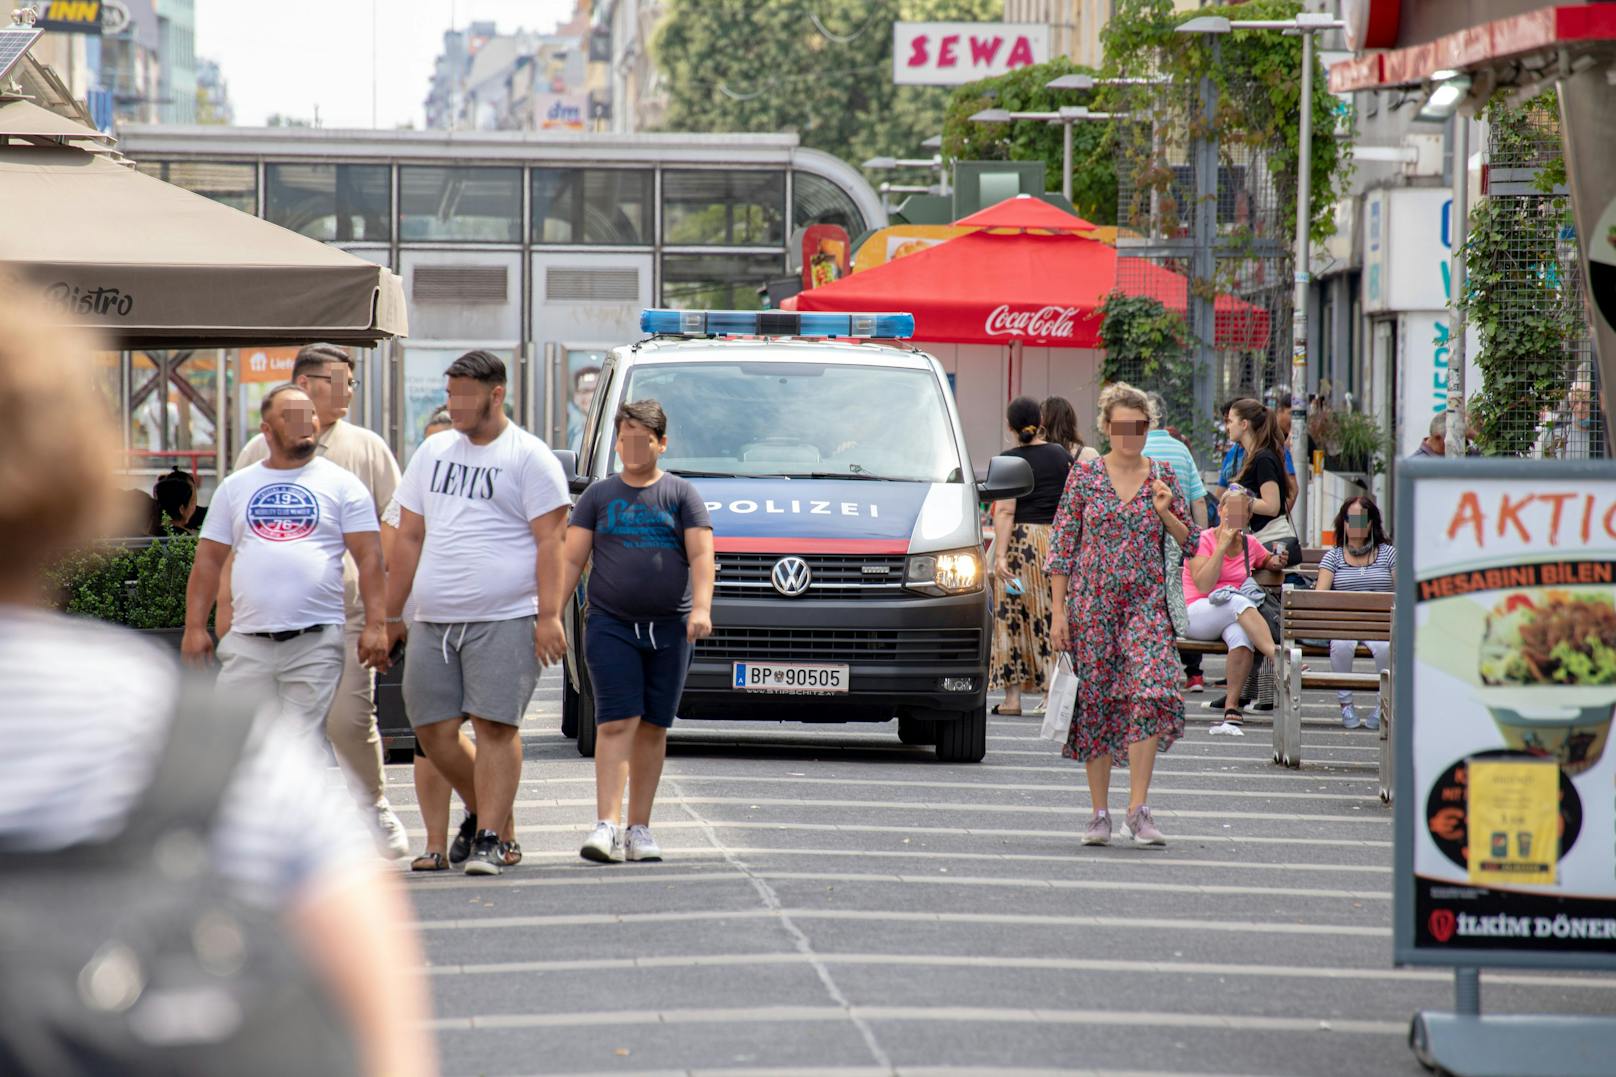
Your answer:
[0,143,408,348]
[0,96,116,143]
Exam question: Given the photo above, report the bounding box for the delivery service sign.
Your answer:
[1398,460,1616,970]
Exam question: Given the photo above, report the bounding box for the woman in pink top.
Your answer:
[1182,486,1286,733]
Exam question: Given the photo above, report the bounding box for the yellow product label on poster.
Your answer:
[1466,758,1559,887]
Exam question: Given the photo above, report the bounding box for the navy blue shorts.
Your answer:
[583,613,692,728]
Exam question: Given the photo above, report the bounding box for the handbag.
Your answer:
[1042,653,1079,742]
[1241,540,1283,641]
[1160,525,1191,637]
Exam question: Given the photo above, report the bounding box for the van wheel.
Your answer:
[935,704,987,763]
[574,665,598,758]
[897,716,936,745]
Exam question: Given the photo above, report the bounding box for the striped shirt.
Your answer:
[0,607,372,906]
[1320,544,1397,592]
[1143,429,1208,503]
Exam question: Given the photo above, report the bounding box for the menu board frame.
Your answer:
[1396,458,1616,971]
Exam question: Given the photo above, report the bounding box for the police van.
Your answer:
[556,309,1033,763]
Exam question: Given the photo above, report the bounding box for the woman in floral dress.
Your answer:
[1046,383,1198,847]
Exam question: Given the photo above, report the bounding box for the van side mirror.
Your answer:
[553,449,590,495]
[976,454,1034,502]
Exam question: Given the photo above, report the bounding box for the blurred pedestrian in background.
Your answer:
[1317,495,1396,729]
[1047,383,1197,848]
[152,466,203,532]
[1040,395,1100,463]
[225,343,410,859]
[1142,393,1210,694]
[0,291,435,1077]
[1223,397,1300,566]
[990,397,1069,716]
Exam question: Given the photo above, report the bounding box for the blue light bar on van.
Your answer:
[640,309,915,340]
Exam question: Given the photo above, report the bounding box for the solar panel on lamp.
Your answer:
[0,28,42,85]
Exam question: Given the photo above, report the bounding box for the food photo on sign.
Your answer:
[1404,472,1616,960]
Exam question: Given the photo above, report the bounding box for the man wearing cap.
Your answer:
[221,343,409,858]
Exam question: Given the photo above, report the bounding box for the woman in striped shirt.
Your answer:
[1316,495,1396,730]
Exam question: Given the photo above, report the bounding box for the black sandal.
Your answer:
[1222,709,1245,726]
[501,840,523,867]
[991,703,1022,716]
[410,852,449,872]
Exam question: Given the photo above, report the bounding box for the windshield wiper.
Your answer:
[665,468,739,478]
[779,470,905,482]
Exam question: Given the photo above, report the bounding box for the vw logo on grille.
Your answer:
[771,556,812,597]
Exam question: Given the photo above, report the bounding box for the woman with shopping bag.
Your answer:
[1046,383,1199,848]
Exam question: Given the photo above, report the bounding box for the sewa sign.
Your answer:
[892,22,1049,86]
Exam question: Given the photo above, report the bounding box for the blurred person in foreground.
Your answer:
[0,293,435,1076]
[224,344,411,859]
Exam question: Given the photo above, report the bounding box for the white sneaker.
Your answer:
[625,824,663,862]
[579,821,623,863]
[374,800,411,859]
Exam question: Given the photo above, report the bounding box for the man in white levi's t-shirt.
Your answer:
[388,350,571,878]
[183,385,389,741]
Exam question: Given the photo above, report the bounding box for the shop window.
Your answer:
[662,170,784,247]
[532,168,652,245]
[660,253,782,310]
[399,166,521,242]
[135,160,257,214]
[128,349,222,475]
[792,170,867,238]
[266,163,391,242]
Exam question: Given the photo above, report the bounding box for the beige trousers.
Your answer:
[326,603,387,807]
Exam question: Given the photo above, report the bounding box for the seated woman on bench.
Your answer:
[1183,486,1288,735]
[1316,495,1396,731]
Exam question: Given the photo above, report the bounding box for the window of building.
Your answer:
[135,160,257,214]
[266,163,392,242]
[531,168,652,245]
[399,166,522,242]
[662,170,784,247]
[660,253,782,310]
[792,170,867,238]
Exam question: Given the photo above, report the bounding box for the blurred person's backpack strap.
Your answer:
[0,675,360,1077]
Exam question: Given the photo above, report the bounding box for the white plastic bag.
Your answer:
[1041,653,1078,742]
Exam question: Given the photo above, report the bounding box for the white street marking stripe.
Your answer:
[410,906,1391,937]
[468,765,1382,786]
[425,1004,1404,1036]
[396,819,1392,846]
[392,795,1390,823]
[420,951,1616,992]
[406,867,1387,901]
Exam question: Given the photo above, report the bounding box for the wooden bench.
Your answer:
[1272,588,1395,769]
[1174,566,1286,708]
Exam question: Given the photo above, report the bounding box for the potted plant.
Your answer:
[44,533,199,650]
[1320,409,1390,476]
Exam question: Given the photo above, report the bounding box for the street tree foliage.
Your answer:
[653,0,1000,169]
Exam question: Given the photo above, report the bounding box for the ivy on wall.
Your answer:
[1098,290,1201,438]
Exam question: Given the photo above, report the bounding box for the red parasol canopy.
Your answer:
[954,194,1098,232]
[788,229,1270,350]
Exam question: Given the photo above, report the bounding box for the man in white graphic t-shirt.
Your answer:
[387,350,570,878]
[183,385,389,738]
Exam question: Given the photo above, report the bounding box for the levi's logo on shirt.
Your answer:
[429,461,502,500]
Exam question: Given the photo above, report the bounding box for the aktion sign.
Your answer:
[1398,461,1616,970]
[892,22,1049,86]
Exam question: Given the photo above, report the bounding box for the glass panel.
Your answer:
[564,349,607,452]
[662,170,784,246]
[660,253,781,310]
[266,163,391,242]
[127,349,222,475]
[399,347,517,462]
[399,166,521,242]
[792,170,866,237]
[136,160,257,214]
[619,362,961,483]
[532,168,652,245]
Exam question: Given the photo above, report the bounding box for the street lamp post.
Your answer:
[1177,12,1343,545]
[968,105,1133,204]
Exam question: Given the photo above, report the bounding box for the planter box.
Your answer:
[136,627,187,652]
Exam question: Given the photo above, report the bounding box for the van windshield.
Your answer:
[615,361,962,482]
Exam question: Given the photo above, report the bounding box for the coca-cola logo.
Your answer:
[984,304,1078,339]
[1429,909,1456,943]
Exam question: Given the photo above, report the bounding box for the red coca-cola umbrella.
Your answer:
[788,228,1269,349]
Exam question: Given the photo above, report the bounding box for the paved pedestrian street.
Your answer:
[391,665,1615,1077]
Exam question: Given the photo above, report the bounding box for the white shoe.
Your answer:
[625,824,663,862]
[580,820,623,863]
[374,801,410,859]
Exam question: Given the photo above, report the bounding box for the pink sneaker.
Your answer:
[1122,806,1166,846]
[1081,811,1112,846]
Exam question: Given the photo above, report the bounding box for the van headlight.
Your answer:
[905,547,984,596]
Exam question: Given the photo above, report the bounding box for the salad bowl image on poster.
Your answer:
[1476,589,1616,775]
[1401,467,1616,967]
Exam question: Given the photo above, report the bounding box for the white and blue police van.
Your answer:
[555,309,1033,762]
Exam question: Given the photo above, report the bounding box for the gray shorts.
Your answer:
[403,617,538,728]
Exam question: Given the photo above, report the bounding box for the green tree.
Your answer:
[653,0,1000,173]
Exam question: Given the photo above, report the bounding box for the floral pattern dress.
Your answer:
[1045,457,1199,763]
